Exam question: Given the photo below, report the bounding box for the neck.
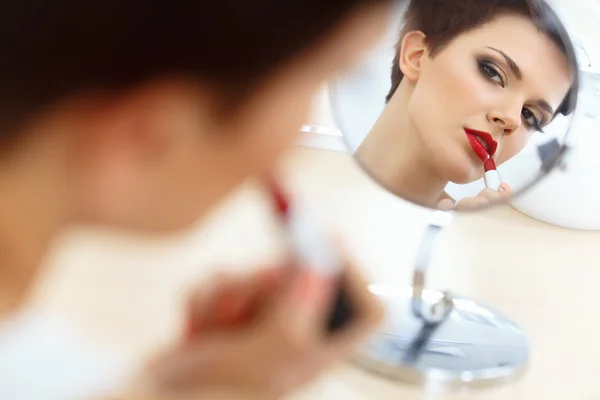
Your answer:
[0,137,71,323]
[356,82,448,206]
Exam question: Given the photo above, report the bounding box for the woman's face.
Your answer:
[403,13,573,184]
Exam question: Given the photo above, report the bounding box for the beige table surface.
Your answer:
[27,147,600,400]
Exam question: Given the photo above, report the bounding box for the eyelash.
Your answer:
[477,60,545,133]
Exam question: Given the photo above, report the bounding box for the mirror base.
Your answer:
[352,285,529,392]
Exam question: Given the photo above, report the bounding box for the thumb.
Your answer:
[499,182,512,193]
[437,198,455,211]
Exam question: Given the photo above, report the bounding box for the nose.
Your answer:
[487,110,521,135]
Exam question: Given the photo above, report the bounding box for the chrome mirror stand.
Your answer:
[352,210,529,392]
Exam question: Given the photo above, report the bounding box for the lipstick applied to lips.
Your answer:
[464,128,498,162]
[463,128,502,190]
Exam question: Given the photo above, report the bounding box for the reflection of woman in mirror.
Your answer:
[356,0,578,209]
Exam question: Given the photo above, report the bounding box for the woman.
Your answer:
[0,1,392,399]
[355,0,578,210]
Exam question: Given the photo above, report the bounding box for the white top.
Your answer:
[0,312,130,400]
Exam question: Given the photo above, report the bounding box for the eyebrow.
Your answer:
[486,46,522,80]
[536,100,555,117]
[486,46,556,117]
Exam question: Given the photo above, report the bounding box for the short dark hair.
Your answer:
[0,0,387,140]
[385,0,579,117]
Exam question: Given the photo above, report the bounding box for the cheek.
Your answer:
[411,57,496,131]
[156,140,208,210]
[497,130,530,164]
[444,59,498,116]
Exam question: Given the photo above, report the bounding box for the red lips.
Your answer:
[464,128,498,163]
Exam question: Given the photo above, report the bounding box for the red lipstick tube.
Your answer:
[265,176,353,333]
[484,159,502,190]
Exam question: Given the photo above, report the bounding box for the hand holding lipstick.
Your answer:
[132,260,382,400]
[131,175,383,400]
[438,183,512,211]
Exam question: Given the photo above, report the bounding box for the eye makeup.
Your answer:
[522,107,545,132]
[476,55,546,133]
[478,58,506,87]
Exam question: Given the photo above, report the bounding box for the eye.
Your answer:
[478,61,504,87]
[522,108,544,133]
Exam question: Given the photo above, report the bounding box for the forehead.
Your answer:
[445,13,574,110]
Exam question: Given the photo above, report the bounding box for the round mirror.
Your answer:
[329,0,581,212]
[325,0,582,392]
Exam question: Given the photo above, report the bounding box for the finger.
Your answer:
[476,188,504,202]
[437,198,455,211]
[228,266,287,326]
[499,182,512,193]
[453,196,489,211]
[254,265,290,299]
[191,267,290,336]
[185,273,230,338]
[255,266,282,288]
[149,336,233,390]
[214,281,254,326]
[186,272,252,338]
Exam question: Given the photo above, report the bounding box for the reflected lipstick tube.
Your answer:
[484,158,502,190]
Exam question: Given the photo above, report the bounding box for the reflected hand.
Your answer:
[437,183,512,211]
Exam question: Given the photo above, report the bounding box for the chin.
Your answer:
[451,170,482,185]
[436,153,478,185]
[156,216,202,233]
[118,215,200,236]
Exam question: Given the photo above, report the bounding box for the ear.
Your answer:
[79,80,212,169]
[399,31,428,81]
[72,80,214,209]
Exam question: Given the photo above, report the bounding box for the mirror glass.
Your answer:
[329,0,581,211]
